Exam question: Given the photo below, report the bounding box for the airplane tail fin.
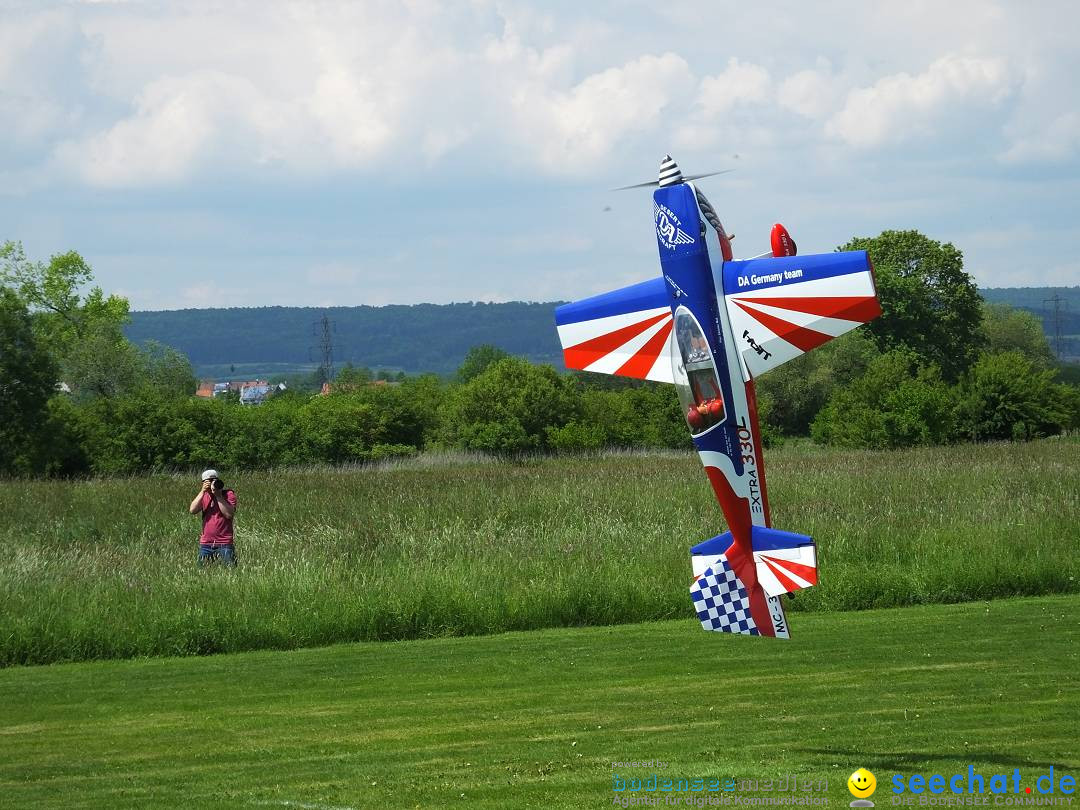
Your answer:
[690,552,768,636]
[750,526,817,597]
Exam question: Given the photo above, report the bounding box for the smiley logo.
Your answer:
[847,768,877,798]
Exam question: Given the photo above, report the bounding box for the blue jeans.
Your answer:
[198,544,237,567]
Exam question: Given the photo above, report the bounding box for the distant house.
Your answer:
[239,381,281,406]
[195,379,282,404]
[228,380,265,393]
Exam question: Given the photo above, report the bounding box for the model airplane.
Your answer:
[554,156,882,639]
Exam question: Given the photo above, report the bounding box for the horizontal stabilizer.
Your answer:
[690,531,732,558]
[751,526,817,597]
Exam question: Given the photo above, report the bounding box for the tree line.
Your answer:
[2,232,1077,476]
[125,301,565,375]
[123,285,1080,380]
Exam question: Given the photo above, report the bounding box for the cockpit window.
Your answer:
[671,307,726,435]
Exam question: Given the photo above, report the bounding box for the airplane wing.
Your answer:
[556,249,879,384]
[555,277,675,384]
[720,250,880,379]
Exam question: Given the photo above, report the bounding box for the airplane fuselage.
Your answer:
[652,181,789,636]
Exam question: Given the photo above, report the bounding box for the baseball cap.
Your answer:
[200,469,219,481]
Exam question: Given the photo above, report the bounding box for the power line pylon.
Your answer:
[310,314,335,383]
[1042,293,1068,361]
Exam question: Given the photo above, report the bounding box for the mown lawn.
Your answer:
[0,438,1077,665]
[0,595,1076,809]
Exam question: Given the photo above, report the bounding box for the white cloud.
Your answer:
[671,120,776,154]
[3,0,1080,307]
[999,112,1080,164]
[0,10,95,148]
[306,68,394,166]
[36,4,702,184]
[0,92,75,146]
[825,54,1017,148]
[698,58,771,117]
[669,60,777,154]
[55,72,225,186]
[777,65,842,120]
[8,5,1047,189]
[509,52,694,172]
[422,125,474,162]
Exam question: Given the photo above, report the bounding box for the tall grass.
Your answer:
[1,439,1077,666]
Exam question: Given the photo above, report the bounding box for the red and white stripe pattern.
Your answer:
[753,545,818,598]
[556,306,676,383]
[725,271,881,378]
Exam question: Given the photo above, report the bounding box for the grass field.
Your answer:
[1,438,1078,666]
[0,595,1076,809]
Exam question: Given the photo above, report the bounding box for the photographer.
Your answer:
[188,469,238,567]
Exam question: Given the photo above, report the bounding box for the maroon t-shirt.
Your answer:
[199,490,237,546]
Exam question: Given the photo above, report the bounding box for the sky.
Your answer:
[1,0,1078,311]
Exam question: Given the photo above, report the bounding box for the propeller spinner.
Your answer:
[611,155,732,191]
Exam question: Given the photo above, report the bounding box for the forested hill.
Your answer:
[981,287,1080,331]
[982,286,1080,359]
[125,302,566,376]
[125,286,1080,376]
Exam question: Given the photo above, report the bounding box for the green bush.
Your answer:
[756,329,879,437]
[956,351,1075,441]
[57,388,200,474]
[980,303,1056,368]
[0,287,57,475]
[18,341,1078,477]
[36,378,441,474]
[298,395,394,462]
[811,351,958,448]
[436,357,578,453]
[546,419,608,451]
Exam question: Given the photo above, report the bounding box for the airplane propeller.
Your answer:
[611,169,733,191]
[612,155,733,191]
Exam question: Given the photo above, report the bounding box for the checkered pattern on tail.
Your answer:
[690,556,760,636]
